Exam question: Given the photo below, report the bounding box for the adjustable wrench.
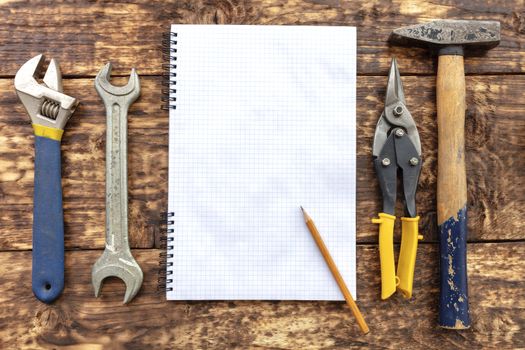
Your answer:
[92,63,143,303]
[14,54,79,303]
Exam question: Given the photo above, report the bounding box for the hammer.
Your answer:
[389,20,500,329]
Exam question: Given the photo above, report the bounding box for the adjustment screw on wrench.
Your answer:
[15,54,79,303]
[92,63,143,304]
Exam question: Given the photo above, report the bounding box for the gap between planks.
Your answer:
[0,240,523,253]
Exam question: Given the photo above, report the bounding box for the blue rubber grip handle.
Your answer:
[32,136,65,303]
[438,206,470,329]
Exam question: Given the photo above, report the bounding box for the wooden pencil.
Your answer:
[300,206,370,334]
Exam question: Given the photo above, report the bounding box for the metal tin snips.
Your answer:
[372,58,423,300]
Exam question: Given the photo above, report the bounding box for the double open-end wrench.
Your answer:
[15,54,79,303]
[92,63,143,303]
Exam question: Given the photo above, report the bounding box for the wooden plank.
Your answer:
[360,75,525,243]
[0,77,168,250]
[0,244,522,349]
[1,75,523,249]
[0,0,523,77]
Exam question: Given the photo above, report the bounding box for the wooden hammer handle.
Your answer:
[436,54,470,329]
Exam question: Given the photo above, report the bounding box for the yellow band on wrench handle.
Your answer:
[32,124,64,141]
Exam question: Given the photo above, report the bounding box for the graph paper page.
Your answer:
[167,25,356,300]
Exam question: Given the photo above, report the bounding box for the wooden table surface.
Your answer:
[0,1,523,349]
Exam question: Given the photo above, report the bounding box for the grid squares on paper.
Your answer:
[167,25,356,301]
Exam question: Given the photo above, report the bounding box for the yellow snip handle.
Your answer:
[397,216,422,299]
[372,213,396,300]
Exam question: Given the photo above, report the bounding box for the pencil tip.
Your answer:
[300,206,304,212]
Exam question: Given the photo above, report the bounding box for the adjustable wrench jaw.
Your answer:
[15,55,79,303]
[14,54,78,130]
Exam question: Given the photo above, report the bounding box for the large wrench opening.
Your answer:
[92,63,143,304]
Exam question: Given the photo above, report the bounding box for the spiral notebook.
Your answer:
[163,25,357,300]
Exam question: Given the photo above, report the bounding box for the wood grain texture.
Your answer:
[0,244,522,349]
[436,55,467,223]
[0,77,168,250]
[0,0,523,77]
[1,2,523,347]
[1,75,523,249]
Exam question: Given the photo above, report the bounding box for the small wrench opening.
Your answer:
[92,63,143,304]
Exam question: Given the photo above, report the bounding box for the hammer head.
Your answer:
[390,20,500,53]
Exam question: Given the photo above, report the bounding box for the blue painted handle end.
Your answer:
[439,206,470,329]
[32,136,65,303]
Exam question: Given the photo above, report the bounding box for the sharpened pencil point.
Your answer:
[300,208,369,334]
[300,206,311,223]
